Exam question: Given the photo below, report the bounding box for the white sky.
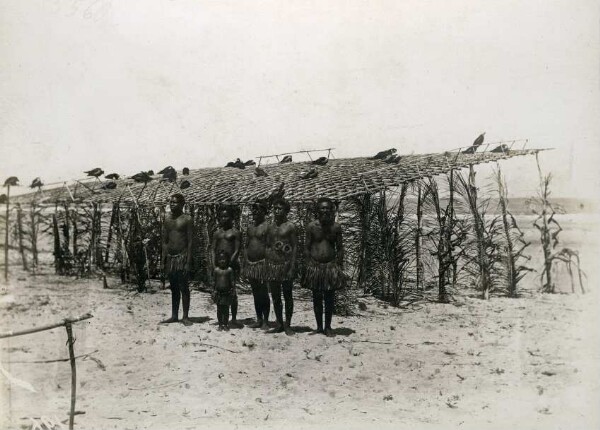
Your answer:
[1,0,599,197]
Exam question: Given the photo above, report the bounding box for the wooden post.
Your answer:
[104,203,117,264]
[65,322,77,430]
[4,184,10,281]
[16,203,28,270]
[30,203,39,269]
[415,182,423,291]
[52,212,63,275]
[468,165,490,300]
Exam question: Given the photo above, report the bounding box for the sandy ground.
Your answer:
[1,270,599,430]
[1,213,599,430]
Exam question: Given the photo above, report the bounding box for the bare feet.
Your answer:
[181,318,192,326]
[250,320,263,329]
[223,325,230,331]
[229,320,243,329]
[261,321,269,330]
[160,317,179,324]
[324,328,335,337]
[309,327,324,335]
[284,325,295,336]
[217,325,224,331]
[270,324,285,334]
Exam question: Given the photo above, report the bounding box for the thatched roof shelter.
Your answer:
[13,148,541,206]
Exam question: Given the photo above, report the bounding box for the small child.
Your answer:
[213,250,235,331]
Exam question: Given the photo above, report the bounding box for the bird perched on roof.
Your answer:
[105,173,120,180]
[101,181,117,190]
[3,176,19,187]
[131,171,153,183]
[147,170,155,176]
[267,182,285,204]
[180,180,191,189]
[182,167,190,175]
[255,167,268,177]
[84,168,104,178]
[299,168,318,180]
[30,177,44,189]
[384,155,402,164]
[462,132,485,154]
[225,158,246,169]
[491,144,509,154]
[280,155,292,163]
[370,148,396,160]
[161,169,178,183]
[0,194,7,204]
[158,165,175,175]
[312,157,328,166]
[244,160,256,166]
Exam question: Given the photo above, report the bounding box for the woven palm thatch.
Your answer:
[13,149,541,206]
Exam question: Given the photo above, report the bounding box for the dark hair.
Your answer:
[316,197,336,208]
[218,205,234,218]
[271,197,290,212]
[252,200,270,213]
[170,193,185,204]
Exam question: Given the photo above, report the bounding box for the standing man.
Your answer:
[266,197,297,335]
[243,200,271,329]
[303,197,346,337]
[212,206,242,328]
[160,193,193,326]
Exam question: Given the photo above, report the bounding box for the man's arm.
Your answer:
[335,224,344,269]
[288,223,298,277]
[211,230,217,269]
[231,229,241,263]
[304,223,313,261]
[161,217,169,272]
[185,216,193,272]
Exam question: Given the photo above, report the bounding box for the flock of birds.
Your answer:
[1,133,512,203]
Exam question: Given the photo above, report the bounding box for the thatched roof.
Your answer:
[12,148,542,206]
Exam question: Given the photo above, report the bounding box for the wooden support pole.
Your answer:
[4,184,10,281]
[65,322,76,430]
[16,203,28,270]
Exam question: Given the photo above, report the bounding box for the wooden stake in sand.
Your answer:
[4,183,10,281]
[0,313,93,430]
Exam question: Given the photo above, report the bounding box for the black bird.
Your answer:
[299,168,318,180]
[147,170,154,176]
[161,169,178,183]
[84,168,104,178]
[105,173,120,180]
[0,194,7,204]
[280,155,292,163]
[182,167,190,175]
[255,167,268,177]
[244,160,256,166]
[491,144,509,154]
[180,180,191,189]
[384,155,402,164]
[473,132,485,147]
[225,158,246,169]
[3,176,19,187]
[462,132,486,154]
[158,166,175,175]
[267,182,285,204]
[370,148,396,160]
[131,172,153,183]
[101,181,117,190]
[312,157,328,166]
[30,177,44,189]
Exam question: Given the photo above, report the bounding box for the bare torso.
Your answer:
[213,227,240,262]
[214,267,234,292]
[246,221,269,262]
[306,220,341,263]
[266,221,297,264]
[164,213,192,255]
